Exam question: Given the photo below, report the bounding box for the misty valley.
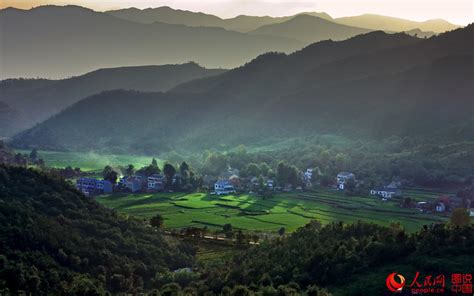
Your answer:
[0,3,473,296]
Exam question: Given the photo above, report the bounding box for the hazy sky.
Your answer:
[2,0,473,25]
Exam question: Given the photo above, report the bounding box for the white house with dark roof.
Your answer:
[214,180,235,195]
[148,174,165,191]
[370,186,402,199]
[76,178,112,196]
[336,172,355,190]
[124,176,142,192]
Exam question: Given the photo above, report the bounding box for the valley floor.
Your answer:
[96,190,447,233]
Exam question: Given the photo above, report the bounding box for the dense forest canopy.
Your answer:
[0,166,472,295]
[0,165,194,294]
[0,62,225,137]
[200,221,474,295]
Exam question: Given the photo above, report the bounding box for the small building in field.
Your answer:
[125,177,142,193]
[214,180,235,195]
[148,174,165,191]
[416,201,429,212]
[470,208,474,217]
[370,186,402,198]
[76,178,112,196]
[435,203,446,212]
[336,172,355,190]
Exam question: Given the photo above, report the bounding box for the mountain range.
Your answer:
[108,7,459,33]
[1,5,460,79]
[0,63,225,136]
[11,25,473,154]
[0,5,301,79]
[335,14,460,33]
[248,15,371,43]
[107,6,333,32]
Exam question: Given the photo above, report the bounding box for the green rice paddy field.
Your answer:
[96,190,447,233]
[16,149,451,233]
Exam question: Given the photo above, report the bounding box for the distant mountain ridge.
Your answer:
[107,6,459,34]
[248,14,371,43]
[11,26,474,154]
[0,62,225,137]
[0,5,303,79]
[335,14,460,33]
[1,5,458,79]
[107,6,333,32]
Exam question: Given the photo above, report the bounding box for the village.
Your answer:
[76,164,474,218]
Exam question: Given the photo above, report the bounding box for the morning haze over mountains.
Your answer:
[0,5,461,79]
[0,4,470,145]
[1,3,474,294]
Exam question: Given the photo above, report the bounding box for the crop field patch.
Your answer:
[96,189,448,233]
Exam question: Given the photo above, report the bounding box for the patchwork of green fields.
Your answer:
[16,149,160,172]
[403,188,453,201]
[96,190,447,233]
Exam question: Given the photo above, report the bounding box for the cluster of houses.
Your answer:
[335,171,402,199]
[75,178,113,196]
[76,167,473,218]
[211,168,275,195]
[416,195,473,215]
[369,181,402,199]
[76,173,166,196]
[336,171,356,190]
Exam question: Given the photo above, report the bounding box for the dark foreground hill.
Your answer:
[0,165,193,294]
[2,169,472,295]
[202,221,474,295]
[0,62,225,137]
[11,26,474,155]
[0,5,302,79]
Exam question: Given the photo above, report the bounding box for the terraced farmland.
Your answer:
[96,189,447,233]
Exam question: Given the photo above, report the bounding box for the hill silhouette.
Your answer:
[11,26,474,153]
[0,63,225,137]
[0,5,302,79]
[335,14,460,33]
[107,6,333,32]
[107,6,457,34]
[249,15,371,43]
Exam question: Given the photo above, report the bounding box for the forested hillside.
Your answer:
[12,26,473,148]
[201,221,474,295]
[0,62,225,136]
[1,166,471,295]
[0,166,194,294]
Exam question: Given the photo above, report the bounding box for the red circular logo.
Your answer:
[386,273,406,293]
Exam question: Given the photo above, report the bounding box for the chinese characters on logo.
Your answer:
[386,272,472,294]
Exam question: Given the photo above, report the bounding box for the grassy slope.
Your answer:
[97,190,447,233]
